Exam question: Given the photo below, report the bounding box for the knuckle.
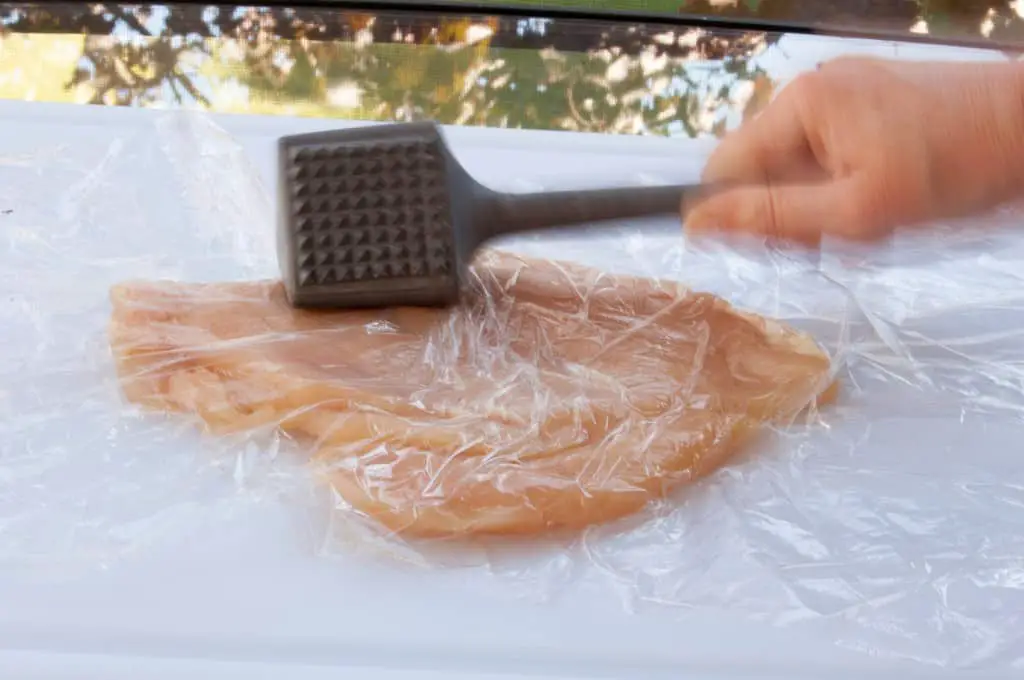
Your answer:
[783,70,826,106]
[779,72,831,134]
[725,188,780,239]
[701,145,733,182]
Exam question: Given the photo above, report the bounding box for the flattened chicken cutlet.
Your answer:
[109,251,835,537]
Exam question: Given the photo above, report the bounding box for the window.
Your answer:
[0,2,1019,137]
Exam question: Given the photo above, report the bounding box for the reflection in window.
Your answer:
[0,3,778,136]
[0,3,1019,136]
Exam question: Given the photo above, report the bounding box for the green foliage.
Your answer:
[0,2,1021,139]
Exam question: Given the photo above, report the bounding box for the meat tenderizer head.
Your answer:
[277,121,699,309]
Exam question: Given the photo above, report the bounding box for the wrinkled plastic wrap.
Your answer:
[5,105,1024,670]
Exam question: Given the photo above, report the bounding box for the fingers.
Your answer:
[683,67,898,245]
[701,74,823,186]
[685,177,886,246]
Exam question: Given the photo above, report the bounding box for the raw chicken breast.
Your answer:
[109,251,835,537]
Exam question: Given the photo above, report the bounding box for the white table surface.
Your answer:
[1,98,1023,679]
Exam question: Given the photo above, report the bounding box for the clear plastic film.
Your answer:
[4,105,1024,669]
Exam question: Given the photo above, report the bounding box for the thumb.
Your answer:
[683,178,880,246]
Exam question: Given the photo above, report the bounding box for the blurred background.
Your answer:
[0,1,1021,138]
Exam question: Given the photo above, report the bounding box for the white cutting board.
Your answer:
[0,98,1020,680]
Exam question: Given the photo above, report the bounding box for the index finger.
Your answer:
[702,78,821,186]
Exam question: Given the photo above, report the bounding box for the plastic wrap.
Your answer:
[5,103,1024,671]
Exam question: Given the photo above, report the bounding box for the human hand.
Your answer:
[684,57,1024,246]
